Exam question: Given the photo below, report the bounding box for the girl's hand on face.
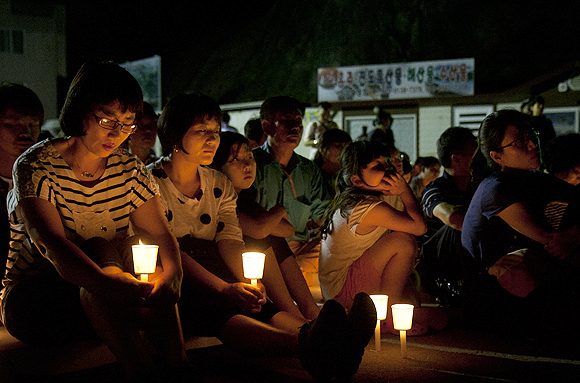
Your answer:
[381,172,408,195]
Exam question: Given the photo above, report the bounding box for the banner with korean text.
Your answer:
[318,58,474,102]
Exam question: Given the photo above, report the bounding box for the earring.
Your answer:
[174,147,179,153]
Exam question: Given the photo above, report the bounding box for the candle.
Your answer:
[242,252,265,287]
[391,304,414,358]
[132,240,158,282]
[370,295,388,351]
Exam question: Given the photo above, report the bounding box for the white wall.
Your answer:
[0,0,67,120]
[418,106,452,157]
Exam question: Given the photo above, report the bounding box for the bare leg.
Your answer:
[138,304,187,369]
[218,313,300,357]
[80,288,154,379]
[279,256,321,320]
[261,247,306,321]
[365,231,417,304]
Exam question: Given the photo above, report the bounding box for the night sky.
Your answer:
[58,0,580,104]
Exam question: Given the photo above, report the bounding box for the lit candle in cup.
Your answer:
[132,240,158,282]
[242,252,265,287]
[391,304,414,358]
[370,295,388,351]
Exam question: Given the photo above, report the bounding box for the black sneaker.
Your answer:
[338,292,377,378]
[299,299,348,382]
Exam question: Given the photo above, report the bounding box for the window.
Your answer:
[345,113,418,161]
[453,105,494,133]
[0,29,24,54]
[543,107,579,135]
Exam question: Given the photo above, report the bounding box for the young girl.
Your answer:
[212,131,320,321]
[319,140,427,318]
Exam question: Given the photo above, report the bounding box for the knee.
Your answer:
[392,232,418,256]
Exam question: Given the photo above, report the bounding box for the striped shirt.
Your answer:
[1,139,158,296]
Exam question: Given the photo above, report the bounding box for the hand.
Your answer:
[146,267,182,307]
[380,172,408,196]
[223,282,266,314]
[546,227,580,260]
[100,270,154,306]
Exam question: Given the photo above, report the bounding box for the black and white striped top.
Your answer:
[1,139,159,295]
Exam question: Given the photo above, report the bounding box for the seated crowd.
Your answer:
[1,61,580,382]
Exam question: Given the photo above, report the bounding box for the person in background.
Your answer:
[220,111,238,133]
[368,109,394,148]
[543,133,580,186]
[304,102,339,160]
[128,101,159,165]
[244,117,266,149]
[529,95,556,166]
[253,96,330,266]
[0,61,191,382]
[409,156,440,200]
[313,128,352,197]
[0,83,43,278]
[420,127,478,305]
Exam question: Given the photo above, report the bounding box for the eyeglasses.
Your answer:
[499,134,532,150]
[93,114,137,135]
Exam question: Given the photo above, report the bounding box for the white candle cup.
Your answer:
[242,252,265,286]
[370,295,389,351]
[132,241,158,282]
[392,304,414,358]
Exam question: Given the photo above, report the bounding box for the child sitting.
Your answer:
[212,131,320,320]
[319,140,436,334]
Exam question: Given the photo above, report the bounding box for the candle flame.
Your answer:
[139,239,144,245]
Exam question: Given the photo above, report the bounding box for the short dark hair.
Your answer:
[436,127,477,167]
[543,133,580,176]
[319,128,352,151]
[244,118,263,142]
[0,83,44,123]
[212,131,249,170]
[59,61,143,137]
[157,93,221,156]
[478,110,534,170]
[530,95,545,106]
[259,96,302,122]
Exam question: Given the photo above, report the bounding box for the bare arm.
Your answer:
[496,202,553,245]
[130,196,183,304]
[19,197,152,303]
[358,173,427,236]
[180,249,264,312]
[237,205,295,239]
[433,202,468,231]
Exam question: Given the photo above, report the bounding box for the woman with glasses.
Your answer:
[461,110,580,341]
[0,61,192,382]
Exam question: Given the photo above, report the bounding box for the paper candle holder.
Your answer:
[132,240,158,282]
[242,252,265,287]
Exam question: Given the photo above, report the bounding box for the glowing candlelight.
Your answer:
[132,240,158,282]
[370,295,388,351]
[391,304,414,358]
[242,252,265,287]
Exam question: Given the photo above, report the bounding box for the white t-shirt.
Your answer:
[148,160,243,243]
[319,195,389,300]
